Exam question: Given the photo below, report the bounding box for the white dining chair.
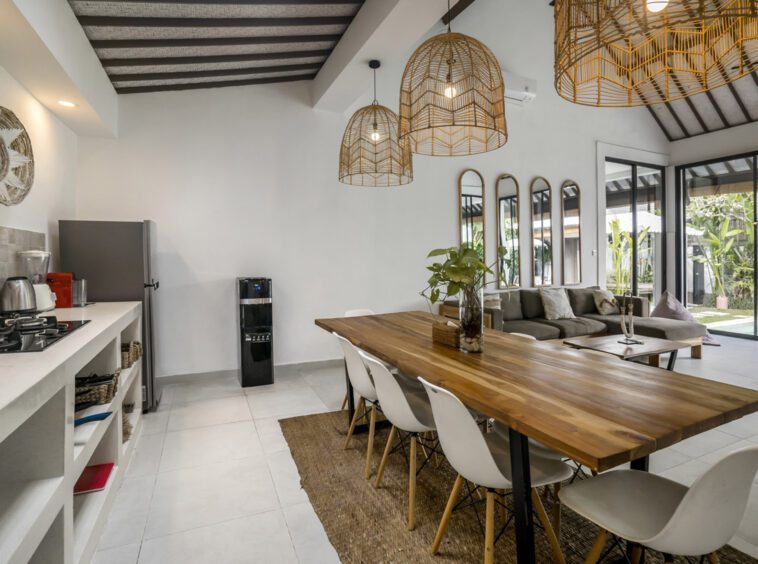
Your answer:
[419,377,572,564]
[340,309,376,411]
[559,445,758,563]
[365,356,436,531]
[334,333,380,479]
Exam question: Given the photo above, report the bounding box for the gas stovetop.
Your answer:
[0,316,90,353]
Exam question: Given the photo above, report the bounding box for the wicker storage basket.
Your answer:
[75,369,120,405]
[432,320,460,348]
[121,341,143,369]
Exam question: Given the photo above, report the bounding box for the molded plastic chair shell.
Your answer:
[364,356,434,434]
[419,377,572,490]
[334,333,377,402]
[560,446,758,557]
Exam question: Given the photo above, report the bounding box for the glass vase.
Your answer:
[459,284,484,353]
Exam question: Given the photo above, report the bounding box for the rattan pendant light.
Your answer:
[398,3,507,156]
[338,60,412,187]
[554,0,758,107]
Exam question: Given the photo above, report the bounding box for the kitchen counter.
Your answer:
[0,302,140,443]
[0,301,143,564]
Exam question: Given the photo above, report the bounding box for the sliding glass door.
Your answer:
[677,154,757,338]
[604,159,665,303]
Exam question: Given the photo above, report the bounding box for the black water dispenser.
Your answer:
[237,277,273,387]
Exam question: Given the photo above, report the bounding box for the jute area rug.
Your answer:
[280,410,756,564]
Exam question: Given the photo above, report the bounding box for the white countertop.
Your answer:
[0,302,141,442]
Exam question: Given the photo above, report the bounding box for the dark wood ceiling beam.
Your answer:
[90,35,339,49]
[78,16,352,27]
[645,106,674,142]
[727,82,752,122]
[442,0,476,25]
[115,73,316,94]
[705,90,731,128]
[109,62,321,81]
[101,49,329,67]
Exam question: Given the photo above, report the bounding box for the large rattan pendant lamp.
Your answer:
[398,2,507,156]
[554,0,758,106]
[338,60,413,187]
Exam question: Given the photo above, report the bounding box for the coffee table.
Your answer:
[563,334,692,370]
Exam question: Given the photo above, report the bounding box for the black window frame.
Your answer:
[605,157,667,297]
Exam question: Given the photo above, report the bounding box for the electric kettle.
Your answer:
[0,277,37,314]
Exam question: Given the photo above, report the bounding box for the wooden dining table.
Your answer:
[315,311,758,563]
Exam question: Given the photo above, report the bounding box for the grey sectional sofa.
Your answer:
[441,286,707,356]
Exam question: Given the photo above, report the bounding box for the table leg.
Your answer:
[648,354,660,368]
[509,428,535,564]
[666,350,678,371]
[345,359,356,427]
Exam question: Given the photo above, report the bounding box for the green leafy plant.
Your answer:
[607,218,649,295]
[421,244,504,306]
[692,219,742,299]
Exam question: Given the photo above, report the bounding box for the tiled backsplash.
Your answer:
[0,226,46,283]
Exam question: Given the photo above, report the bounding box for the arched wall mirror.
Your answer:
[530,177,552,286]
[496,174,520,288]
[458,169,485,259]
[561,180,582,285]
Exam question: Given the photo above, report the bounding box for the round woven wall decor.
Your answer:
[0,106,34,206]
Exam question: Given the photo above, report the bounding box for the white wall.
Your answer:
[0,65,78,262]
[669,121,758,165]
[75,0,669,377]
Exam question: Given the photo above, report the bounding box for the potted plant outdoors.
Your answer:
[692,220,742,310]
[421,244,505,353]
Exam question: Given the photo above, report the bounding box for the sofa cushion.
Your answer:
[593,289,619,315]
[534,317,607,338]
[520,289,544,319]
[582,313,707,341]
[567,287,599,315]
[502,320,560,341]
[500,291,523,321]
[540,288,576,320]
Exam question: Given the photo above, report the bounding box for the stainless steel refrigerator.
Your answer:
[59,220,160,411]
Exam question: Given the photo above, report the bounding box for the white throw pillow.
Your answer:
[539,288,575,320]
[593,289,619,315]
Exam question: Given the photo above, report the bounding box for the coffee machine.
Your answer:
[236,278,273,387]
[17,251,56,312]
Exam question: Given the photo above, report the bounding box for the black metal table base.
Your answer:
[509,428,535,563]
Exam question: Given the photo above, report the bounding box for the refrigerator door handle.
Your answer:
[145,279,159,290]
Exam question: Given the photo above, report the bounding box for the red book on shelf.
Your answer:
[74,463,114,495]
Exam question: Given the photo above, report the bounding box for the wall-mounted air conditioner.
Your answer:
[503,70,537,105]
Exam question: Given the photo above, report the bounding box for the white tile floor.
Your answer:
[93,337,758,563]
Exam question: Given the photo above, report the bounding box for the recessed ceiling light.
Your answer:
[57,100,77,108]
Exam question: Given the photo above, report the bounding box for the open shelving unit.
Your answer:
[0,303,143,564]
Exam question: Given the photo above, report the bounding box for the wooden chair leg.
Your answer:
[649,354,660,368]
[343,397,365,449]
[431,474,464,555]
[373,425,397,489]
[552,482,562,539]
[532,489,565,564]
[630,545,642,564]
[485,490,495,564]
[364,404,377,479]
[692,344,703,359]
[585,529,607,564]
[340,391,348,411]
[408,434,417,531]
[707,553,720,564]
[499,489,507,522]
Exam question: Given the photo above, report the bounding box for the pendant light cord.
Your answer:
[447,0,451,32]
[372,66,377,104]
